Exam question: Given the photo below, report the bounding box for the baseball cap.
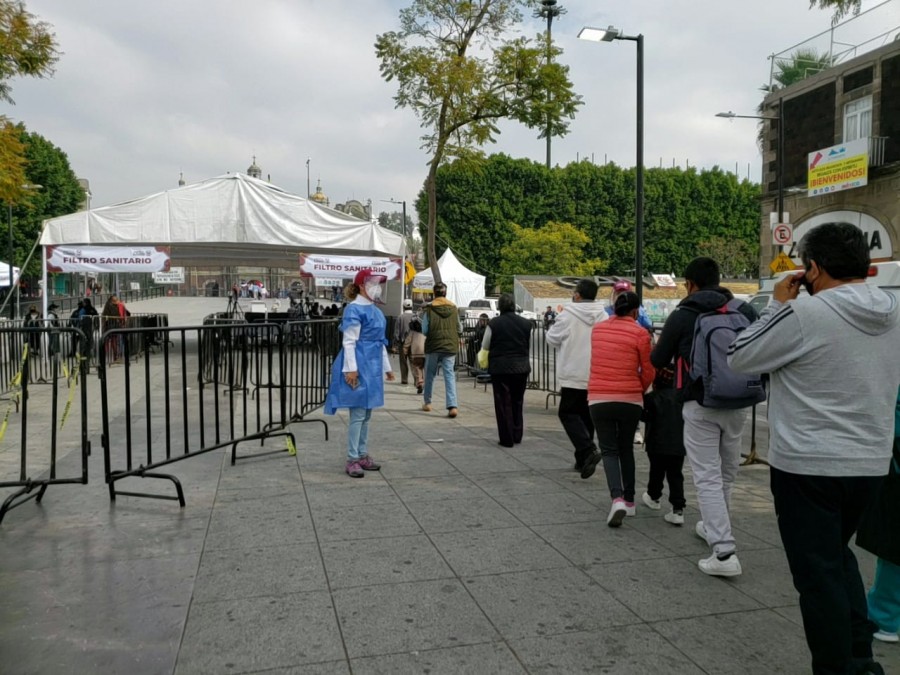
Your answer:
[612,280,633,293]
[354,269,387,286]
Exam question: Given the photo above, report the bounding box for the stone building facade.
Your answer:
[757,39,899,276]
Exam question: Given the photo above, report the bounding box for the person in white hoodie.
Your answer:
[546,278,607,474]
[728,222,900,675]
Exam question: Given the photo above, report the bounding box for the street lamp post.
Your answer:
[534,0,566,169]
[578,25,645,304]
[716,98,785,232]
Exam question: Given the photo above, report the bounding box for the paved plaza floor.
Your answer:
[0,298,897,674]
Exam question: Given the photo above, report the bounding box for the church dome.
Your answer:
[247,156,262,179]
[310,179,329,205]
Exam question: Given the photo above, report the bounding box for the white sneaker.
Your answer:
[607,499,627,527]
[624,501,636,517]
[699,552,742,577]
[873,629,899,643]
[634,430,644,444]
[695,520,709,544]
[664,509,684,526]
[641,492,661,510]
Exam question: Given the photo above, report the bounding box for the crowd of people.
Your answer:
[325,222,899,673]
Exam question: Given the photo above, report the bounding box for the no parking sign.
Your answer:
[772,223,793,246]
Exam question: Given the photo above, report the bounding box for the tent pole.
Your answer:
[41,246,48,322]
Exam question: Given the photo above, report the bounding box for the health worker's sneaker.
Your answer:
[357,456,381,471]
[345,460,364,478]
[873,630,898,643]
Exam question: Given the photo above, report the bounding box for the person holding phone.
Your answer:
[729,222,900,675]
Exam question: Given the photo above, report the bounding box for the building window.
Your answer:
[843,96,872,142]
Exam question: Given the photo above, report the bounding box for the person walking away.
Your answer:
[650,257,760,577]
[856,387,900,645]
[23,304,42,355]
[46,303,61,358]
[78,298,99,369]
[583,291,655,527]
[69,300,84,357]
[406,317,426,394]
[728,223,900,675]
[641,364,687,524]
[421,282,462,417]
[605,280,653,330]
[545,278,607,472]
[393,298,416,385]
[479,293,532,447]
[324,269,395,478]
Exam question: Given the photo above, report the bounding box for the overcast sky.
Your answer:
[6,0,898,217]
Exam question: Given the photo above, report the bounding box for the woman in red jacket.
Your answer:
[582,291,655,527]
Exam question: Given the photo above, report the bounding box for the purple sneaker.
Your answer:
[345,460,364,478]
[358,455,381,471]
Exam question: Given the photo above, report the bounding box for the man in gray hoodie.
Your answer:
[546,278,607,474]
[729,222,900,675]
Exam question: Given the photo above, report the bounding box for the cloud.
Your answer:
[8,0,889,215]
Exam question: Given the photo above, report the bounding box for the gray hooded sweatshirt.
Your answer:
[728,283,900,476]
[545,300,607,389]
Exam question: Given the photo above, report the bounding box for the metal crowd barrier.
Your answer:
[0,326,89,523]
[99,323,295,507]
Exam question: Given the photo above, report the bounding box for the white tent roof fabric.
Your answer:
[40,174,405,264]
[412,248,486,308]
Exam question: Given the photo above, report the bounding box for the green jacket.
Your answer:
[423,298,461,354]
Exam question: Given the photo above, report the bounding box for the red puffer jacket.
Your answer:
[588,316,655,403]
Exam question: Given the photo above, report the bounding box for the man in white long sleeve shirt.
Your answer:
[728,222,900,675]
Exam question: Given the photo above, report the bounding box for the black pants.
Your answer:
[770,467,881,675]
[558,387,596,467]
[647,454,686,510]
[590,402,642,502]
[491,373,528,447]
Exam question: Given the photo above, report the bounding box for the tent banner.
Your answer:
[298,253,401,280]
[46,245,171,273]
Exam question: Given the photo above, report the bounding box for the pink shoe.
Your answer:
[345,460,364,478]
[357,455,381,471]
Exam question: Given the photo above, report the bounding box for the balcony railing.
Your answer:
[869,136,887,167]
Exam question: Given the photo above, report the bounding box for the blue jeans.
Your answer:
[347,407,372,460]
[869,557,900,634]
[423,352,457,410]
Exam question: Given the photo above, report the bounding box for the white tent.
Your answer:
[0,262,21,288]
[412,248,485,308]
[40,173,404,264]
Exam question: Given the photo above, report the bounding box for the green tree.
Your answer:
[376,0,581,284]
[10,126,84,277]
[1,0,59,204]
[810,0,861,22]
[766,49,833,92]
[697,236,759,279]
[498,221,602,289]
[376,210,415,238]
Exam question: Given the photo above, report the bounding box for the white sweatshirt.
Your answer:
[545,300,607,390]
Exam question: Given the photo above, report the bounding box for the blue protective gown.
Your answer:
[324,301,388,414]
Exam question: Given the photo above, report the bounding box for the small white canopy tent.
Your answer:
[40,173,405,264]
[412,248,485,308]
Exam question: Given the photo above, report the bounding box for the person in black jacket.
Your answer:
[650,257,758,578]
[480,293,532,447]
[856,387,900,644]
[641,365,687,525]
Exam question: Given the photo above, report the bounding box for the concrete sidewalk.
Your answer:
[1,348,898,673]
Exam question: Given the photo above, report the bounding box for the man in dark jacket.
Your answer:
[421,282,462,417]
[651,257,757,578]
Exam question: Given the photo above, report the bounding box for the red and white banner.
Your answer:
[46,246,171,273]
[298,253,402,280]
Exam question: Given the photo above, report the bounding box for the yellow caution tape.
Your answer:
[286,436,297,456]
[58,355,85,430]
[0,344,28,444]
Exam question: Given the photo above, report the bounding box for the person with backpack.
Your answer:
[650,257,760,577]
[728,223,899,675]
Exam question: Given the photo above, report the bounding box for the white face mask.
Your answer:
[365,282,382,301]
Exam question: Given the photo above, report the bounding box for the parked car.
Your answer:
[460,298,538,321]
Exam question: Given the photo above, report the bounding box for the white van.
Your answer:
[748,261,900,313]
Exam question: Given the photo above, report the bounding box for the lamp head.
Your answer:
[715,111,736,119]
[578,25,620,42]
